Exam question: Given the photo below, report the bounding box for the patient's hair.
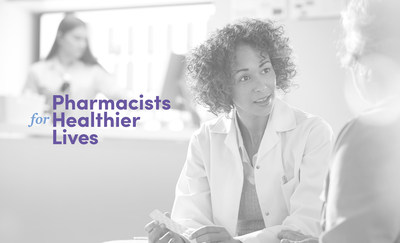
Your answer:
[341,0,400,68]
[186,18,296,115]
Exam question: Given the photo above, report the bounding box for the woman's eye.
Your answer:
[261,67,271,74]
[239,75,250,82]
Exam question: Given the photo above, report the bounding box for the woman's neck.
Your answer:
[56,52,77,67]
[236,110,269,150]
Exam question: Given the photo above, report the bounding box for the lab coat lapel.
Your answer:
[257,104,280,162]
[211,115,243,235]
[209,114,242,163]
[224,119,240,159]
[257,98,296,163]
[224,117,243,235]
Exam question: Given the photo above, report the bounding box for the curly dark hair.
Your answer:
[186,18,296,115]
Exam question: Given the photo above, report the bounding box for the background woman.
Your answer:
[23,14,123,112]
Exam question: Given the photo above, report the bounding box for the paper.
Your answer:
[149,209,188,235]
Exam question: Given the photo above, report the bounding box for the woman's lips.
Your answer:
[254,94,273,105]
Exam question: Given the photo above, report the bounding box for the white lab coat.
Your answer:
[171,98,333,243]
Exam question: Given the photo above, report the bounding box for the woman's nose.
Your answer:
[254,78,269,93]
[254,86,268,93]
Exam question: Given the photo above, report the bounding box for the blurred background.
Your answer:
[0,0,363,242]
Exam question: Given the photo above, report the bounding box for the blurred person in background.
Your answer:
[145,19,333,243]
[279,0,400,242]
[23,14,124,112]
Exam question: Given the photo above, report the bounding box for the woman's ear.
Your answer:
[350,62,372,103]
[354,61,372,83]
[351,53,397,103]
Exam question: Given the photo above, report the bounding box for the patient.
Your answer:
[279,0,400,242]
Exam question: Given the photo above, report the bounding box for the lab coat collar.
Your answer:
[209,98,297,165]
[272,98,297,132]
[209,97,297,134]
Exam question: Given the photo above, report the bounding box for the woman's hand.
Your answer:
[145,213,187,243]
[278,230,318,243]
[189,225,240,243]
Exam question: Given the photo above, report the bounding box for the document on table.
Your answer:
[149,209,195,243]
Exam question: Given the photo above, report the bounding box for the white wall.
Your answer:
[284,19,354,133]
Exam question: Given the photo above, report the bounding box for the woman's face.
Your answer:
[58,26,88,60]
[231,43,276,118]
